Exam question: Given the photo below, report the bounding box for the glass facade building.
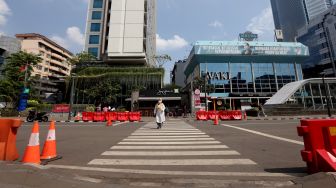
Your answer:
[270,0,308,42]
[297,5,336,78]
[184,41,309,110]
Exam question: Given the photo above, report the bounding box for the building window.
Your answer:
[88,47,99,57]
[90,23,101,32]
[92,11,102,20]
[89,35,100,44]
[93,0,103,8]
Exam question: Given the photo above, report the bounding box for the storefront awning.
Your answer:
[126,97,182,102]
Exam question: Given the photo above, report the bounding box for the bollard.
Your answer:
[0,119,22,161]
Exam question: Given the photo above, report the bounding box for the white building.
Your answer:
[84,0,156,66]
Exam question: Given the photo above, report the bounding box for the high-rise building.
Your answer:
[0,35,21,78]
[270,0,333,42]
[84,0,156,66]
[303,0,333,21]
[297,5,336,78]
[270,0,308,42]
[16,33,73,102]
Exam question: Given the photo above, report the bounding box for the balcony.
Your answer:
[318,58,332,65]
[319,48,329,54]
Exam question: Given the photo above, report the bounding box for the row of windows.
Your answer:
[89,35,100,44]
[93,0,103,8]
[91,23,101,32]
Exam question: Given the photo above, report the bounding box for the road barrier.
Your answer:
[196,111,208,120]
[129,112,141,122]
[93,112,105,122]
[82,112,94,122]
[207,111,218,120]
[117,112,129,122]
[0,119,22,161]
[297,119,336,173]
[105,112,117,122]
[81,111,142,122]
[196,110,243,121]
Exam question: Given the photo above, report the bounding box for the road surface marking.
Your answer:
[101,150,240,156]
[46,164,298,177]
[132,133,206,135]
[88,159,256,166]
[110,145,229,150]
[123,138,215,141]
[127,135,210,138]
[222,124,304,145]
[74,175,103,183]
[139,128,198,131]
[135,130,203,133]
[118,141,221,145]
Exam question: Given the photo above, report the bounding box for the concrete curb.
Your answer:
[23,120,145,123]
[187,116,336,121]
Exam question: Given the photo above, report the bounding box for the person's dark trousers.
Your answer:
[157,122,162,129]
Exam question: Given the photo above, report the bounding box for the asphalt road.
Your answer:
[1,119,331,188]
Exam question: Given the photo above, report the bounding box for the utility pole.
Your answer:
[68,74,75,121]
[322,73,332,117]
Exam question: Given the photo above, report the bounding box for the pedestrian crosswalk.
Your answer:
[86,121,290,179]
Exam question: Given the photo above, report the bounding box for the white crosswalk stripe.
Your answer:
[123,138,215,141]
[101,150,240,156]
[84,120,291,180]
[110,145,229,150]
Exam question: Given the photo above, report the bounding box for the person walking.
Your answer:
[154,98,166,129]
[258,103,267,117]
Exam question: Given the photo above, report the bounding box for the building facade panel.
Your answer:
[84,0,156,66]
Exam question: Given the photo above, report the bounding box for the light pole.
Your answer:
[321,72,332,117]
[201,71,208,111]
[68,73,76,121]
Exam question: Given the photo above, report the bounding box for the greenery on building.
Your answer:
[70,65,164,105]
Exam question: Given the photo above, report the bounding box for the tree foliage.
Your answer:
[68,51,97,65]
[0,51,42,107]
[154,54,172,68]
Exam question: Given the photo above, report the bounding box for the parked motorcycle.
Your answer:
[26,110,49,122]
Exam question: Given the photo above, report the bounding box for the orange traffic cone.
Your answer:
[22,121,40,164]
[41,121,58,160]
[214,115,219,125]
[106,118,112,127]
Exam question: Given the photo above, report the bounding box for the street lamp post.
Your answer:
[68,73,76,121]
[321,73,332,117]
[201,71,208,111]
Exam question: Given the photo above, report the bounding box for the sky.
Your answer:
[0,0,275,83]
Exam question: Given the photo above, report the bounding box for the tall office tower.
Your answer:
[84,0,157,67]
[303,0,333,21]
[270,0,308,42]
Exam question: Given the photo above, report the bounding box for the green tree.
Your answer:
[68,51,97,65]
[154,54,172,68]
[0,51,42,107]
